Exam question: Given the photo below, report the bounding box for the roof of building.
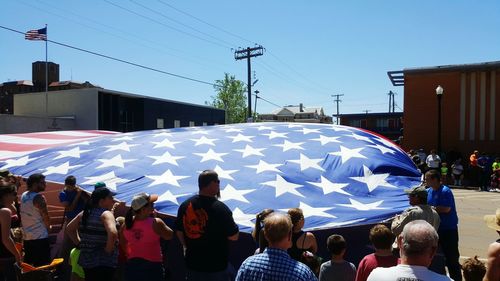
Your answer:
[0,80,34,87]
[388,60,500,86]
[270,105,323,115]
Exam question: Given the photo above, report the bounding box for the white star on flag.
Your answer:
[246,160,282,174]
[152,131,172,138]
[232,208,256,228]
[190,136,217,146]
[350,165,397,192]
[157,190,190,205]
[351,133,376,144]
[329,145,367,164]
[234,145,266,158]
[146,169,189,187]
[274,140,305,152]
[194,149,228,162]
[256,125,273,131]
[220,184,255,203]
[54,147,91,160]
[213,165,238,180]
[297,202,336,218]
[190,130,209,135]
[224,127,243,133]
[263,175,304,198]
[149,151,185,166]
[1,156,38,169]
[288,153,325,171]
[97,154,136,169]
[337,198,386,211]
[308,176,351,195]
[262,131,288,139]
[227,133,254,143]
[105,142,138,152]
[330,126,353,133]
[297,127,321,135]
[82,171,129,190]
[152,138,180,149]
[367,143,396,155]
[311,135,341,145]
[111,136,135,142]
[43,161,83,175]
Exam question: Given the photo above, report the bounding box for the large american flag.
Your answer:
[0,130,118,160]
[25,27,47,41]
[1,123,420,232]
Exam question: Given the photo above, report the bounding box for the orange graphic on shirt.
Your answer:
[183,202,208,239]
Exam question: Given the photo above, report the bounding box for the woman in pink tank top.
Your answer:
[120,193,173,281]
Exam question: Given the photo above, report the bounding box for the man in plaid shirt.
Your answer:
[236,212,317,281]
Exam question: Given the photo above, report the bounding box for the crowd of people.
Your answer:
[0,166,498,281]
[408,148,500,192]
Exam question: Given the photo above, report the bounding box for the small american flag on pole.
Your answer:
[25,27,47,41]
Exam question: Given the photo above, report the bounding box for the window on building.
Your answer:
[376,118,389,128]
[174,120,181,128]
[360,119,367,128]
[157,118,164,129]
[349,120,361,127]
[189,121,195,127]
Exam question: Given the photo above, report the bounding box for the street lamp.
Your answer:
[436,85,444,156]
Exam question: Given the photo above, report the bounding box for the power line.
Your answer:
[0,25,216,86]
[103,0,232,50]
[251,92,281,108]
[26,0,227,69]
[156,0,256,45]
[154,0,333,98]
[128,0,235,49]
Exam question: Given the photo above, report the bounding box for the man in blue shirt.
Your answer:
[236,212,317,281]
[58,175,87,280]
[425,170,461,281]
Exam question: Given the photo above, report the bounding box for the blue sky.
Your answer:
[1,1,499,116]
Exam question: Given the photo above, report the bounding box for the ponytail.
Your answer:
[125,208,135,229]
[81,200,92,230]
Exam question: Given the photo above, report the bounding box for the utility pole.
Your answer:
[235,46,264,120]
[254,90,259,121]
[388,91,396,113]
[363,110,371,114]
[331,94,344,125]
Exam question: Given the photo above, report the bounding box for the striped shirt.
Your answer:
[20,191,48,240]
[236,248,318,281]
[78,208,117,268]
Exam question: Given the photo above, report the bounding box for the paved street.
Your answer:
[453,188,500,262]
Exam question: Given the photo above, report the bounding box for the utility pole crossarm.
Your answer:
[234,45,264,120]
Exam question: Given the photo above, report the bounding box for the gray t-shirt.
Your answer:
[319,260,356,281]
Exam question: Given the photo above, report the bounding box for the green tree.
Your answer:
[208,73,247,124]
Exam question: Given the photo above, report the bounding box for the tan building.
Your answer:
[388,61,499,158]
[258,103,332,123]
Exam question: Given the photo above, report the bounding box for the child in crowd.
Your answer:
[490,157,500,192]
[319,234,356,281]
[441,162,448,184]
[461,256,486,281]
[355,224,398,281]
[451,159,464,186]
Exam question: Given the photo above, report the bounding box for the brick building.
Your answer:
[339,112,403,141]
[388,61,499,158]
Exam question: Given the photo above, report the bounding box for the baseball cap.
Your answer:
[404,185,428,199]
[94,182,106,189]
[91,187,116,201]
[131,193,158,211]
[0,169,13,178]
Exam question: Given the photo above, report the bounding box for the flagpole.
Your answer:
[45,24,48,117]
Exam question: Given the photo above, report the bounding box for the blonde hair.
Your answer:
[264,213,292,244]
